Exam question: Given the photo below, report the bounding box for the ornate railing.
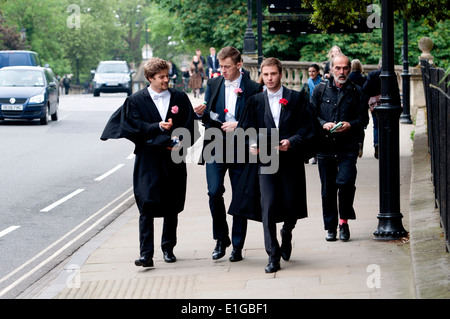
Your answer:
[243,58,425,118]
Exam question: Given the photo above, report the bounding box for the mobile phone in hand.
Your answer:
[330,122,343,133]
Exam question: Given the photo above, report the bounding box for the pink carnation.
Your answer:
[171,105,179,114]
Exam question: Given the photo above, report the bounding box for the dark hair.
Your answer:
[309,63,320,72]
[217,46,241,65]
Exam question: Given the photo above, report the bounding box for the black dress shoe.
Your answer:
[339,223,350,241]
[135,256,154,267]
[325,230,337,241]
[265,261,281,273]
[229,248,243,262]
[212,240,230,260]
[280,228,292,261]
[163,251,177,263]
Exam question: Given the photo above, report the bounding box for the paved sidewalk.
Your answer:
[21,94,448,301]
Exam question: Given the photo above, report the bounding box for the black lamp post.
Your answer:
[400,18,413,124]
[243,0,256,56]
[373,0,408,240]
[257,0,263,73]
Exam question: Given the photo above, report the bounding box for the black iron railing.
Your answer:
[420,60,450,252]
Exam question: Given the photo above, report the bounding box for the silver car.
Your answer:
[91,61,134,97]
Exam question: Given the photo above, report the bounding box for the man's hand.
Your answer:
[160,118,173,131]
[221,121,238,132]
[250,143,259,155]
[194,103,206,116]
[323,121,350,133]
[277,139,290,152]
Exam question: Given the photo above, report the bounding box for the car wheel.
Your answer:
[93,90,100,97]
[51,109,58,121]
[40,106,49,125]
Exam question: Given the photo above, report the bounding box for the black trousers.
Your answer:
[139,211,178,258]
[206,161,247,248]
[259,173,298,263]
[317,153,357,230]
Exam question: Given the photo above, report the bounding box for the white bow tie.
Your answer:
[152,90,168,100]
[268,91,282,99]
[224,80,238,88]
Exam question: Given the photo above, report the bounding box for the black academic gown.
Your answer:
[101,86,196,217]
[229,86,318,222]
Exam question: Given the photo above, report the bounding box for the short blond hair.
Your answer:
[143,57,169,80]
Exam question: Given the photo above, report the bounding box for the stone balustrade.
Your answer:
[242,58,425,120]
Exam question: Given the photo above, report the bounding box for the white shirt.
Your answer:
[224,74,242,118]
[267,87,283,127]
[148,87,171,121]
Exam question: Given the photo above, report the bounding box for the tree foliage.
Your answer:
[0,0,448,82]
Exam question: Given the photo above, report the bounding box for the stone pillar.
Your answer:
[409,37,434,118]
[418,37,434,65]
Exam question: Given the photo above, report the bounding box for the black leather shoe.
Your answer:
[135,256,154,267]
[163,251,177,263]
[339,223,350,241]
[280,228,292,261]
[265,261,281,273]
[326,230,337,241]
[229,248,243,262]
[212,240,230,260]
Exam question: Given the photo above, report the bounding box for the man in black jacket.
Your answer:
[101,57,196,268]
[237,57,318,273]
[310,54,369,242]
[194,46,262,262]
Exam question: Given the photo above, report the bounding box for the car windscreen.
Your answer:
[96,63,129,73]
[0,53,32,68]
[0,69,45,87]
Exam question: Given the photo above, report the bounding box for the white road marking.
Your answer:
[40,189,85,212]
[94,164,125,181]
[0,187,134,297]
[0,226,20,238]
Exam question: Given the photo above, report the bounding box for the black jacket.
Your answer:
[100,87,196,216]
[311,78,368,155]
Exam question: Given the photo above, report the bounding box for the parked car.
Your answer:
[0,50,42,69]
[0,66,59,125]
[91,61,134,97]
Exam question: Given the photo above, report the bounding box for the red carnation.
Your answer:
[279,98,288,106]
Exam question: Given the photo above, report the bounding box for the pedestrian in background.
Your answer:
[349,59,367,158]
[363,58,382,159]
[181,66,190,93]
[300,63,322,164]
[323,46,342,79]
[189,55,205,98]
